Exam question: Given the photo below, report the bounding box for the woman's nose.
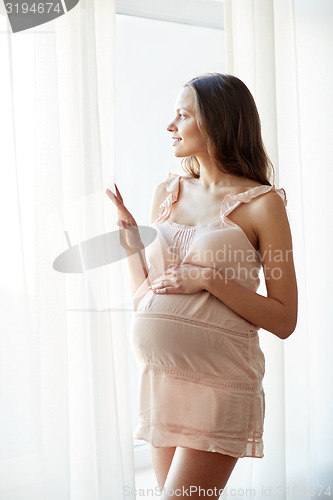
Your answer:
[167,121,177,132]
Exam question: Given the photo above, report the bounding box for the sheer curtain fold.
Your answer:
[0,2,135,499]
[225,0,333,497]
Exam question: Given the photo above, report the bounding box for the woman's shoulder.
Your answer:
[247,186,288,230]
[249,185,287,209]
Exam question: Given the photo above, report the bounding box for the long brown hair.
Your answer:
[182,73,274,185]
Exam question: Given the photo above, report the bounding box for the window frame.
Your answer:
[116,0,224,30]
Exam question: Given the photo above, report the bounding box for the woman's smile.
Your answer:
[172,136,182,146]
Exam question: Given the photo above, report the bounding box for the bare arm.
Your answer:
[203,192,298,339]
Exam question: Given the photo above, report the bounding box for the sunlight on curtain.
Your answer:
[0,1,136,499]
[274,0,333,491]
[225,0,333,497]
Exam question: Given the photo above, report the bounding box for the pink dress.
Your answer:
[130,173,287,458]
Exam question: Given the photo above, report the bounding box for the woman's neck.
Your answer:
[195,154,247,190]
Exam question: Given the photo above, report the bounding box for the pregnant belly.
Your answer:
[129,313,265,386]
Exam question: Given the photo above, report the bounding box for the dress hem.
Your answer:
[134,423,264,459]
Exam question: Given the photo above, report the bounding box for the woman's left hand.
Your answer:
[149,264,208,294]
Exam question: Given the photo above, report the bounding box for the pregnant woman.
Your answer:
[106,73,298,499]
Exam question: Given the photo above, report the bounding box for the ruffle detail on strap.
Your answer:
[154,173,181,224]
[220,184,287,220]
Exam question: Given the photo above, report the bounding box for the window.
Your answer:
[115,6,226,469]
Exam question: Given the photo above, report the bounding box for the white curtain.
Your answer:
[0,1,136,499]
[224,0,333,498]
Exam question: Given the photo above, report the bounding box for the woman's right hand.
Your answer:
[105,184,144,252]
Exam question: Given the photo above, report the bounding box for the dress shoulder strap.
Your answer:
[154,173,181,224]
[221,184,287,221]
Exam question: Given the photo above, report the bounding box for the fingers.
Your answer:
[117,219,136,229]
[149,271,178,290]
[105,188,121,207]
[105,185,138,228]
[114,183,123,203]
[148,281,178,294]
[148,266,183,294]
[105,185,128,212]
[105,187,127,214]
[118,218,138,229]
[149,281,169,293]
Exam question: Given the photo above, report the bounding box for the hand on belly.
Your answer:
[149,264,211,295]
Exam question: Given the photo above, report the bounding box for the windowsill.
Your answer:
[135,465,158,493]
[134,441,153,469]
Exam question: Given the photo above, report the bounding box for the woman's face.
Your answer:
[167,86,207,158]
